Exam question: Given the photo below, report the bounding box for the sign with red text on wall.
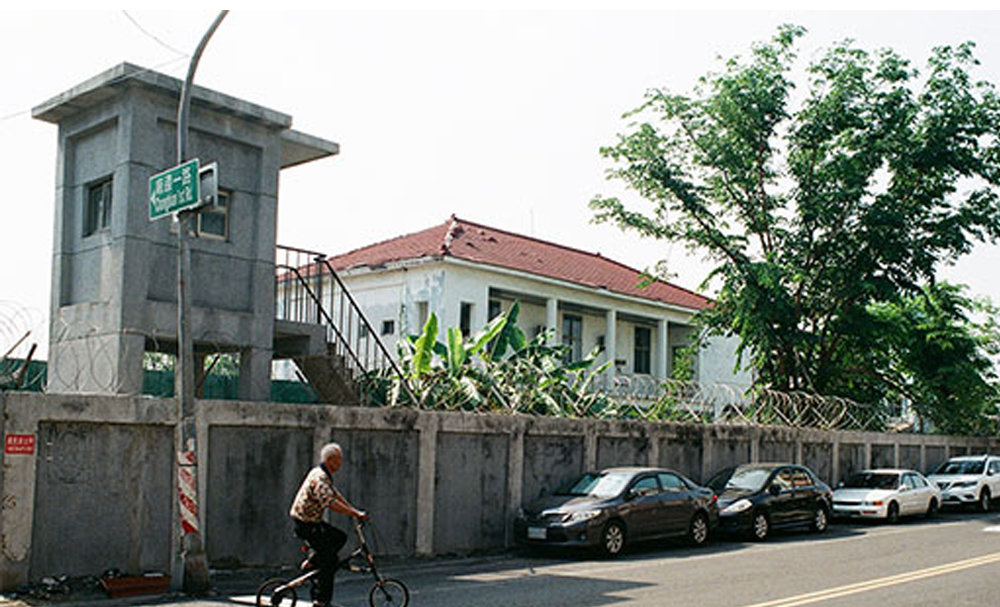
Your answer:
[4,434,35,455]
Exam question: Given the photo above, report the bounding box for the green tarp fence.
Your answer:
[1,359,317,404]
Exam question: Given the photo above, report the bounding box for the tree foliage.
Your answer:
[592,25,1000,430]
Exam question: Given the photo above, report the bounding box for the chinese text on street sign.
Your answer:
[149,159,201,220]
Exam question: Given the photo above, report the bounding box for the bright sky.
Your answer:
[1,8,999,358]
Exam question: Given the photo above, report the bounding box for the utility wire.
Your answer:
[122,10,187,57]
[0,55,189,127]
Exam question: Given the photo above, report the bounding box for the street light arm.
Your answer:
[176,10,229,164]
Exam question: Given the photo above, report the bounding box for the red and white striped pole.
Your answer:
[177,449,200,536]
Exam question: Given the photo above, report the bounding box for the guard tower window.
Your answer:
[84,177,113,236]
[196,189,230,240]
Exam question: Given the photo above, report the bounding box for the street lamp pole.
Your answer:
[175,9,228,594]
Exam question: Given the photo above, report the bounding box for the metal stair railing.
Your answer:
[276,245,415,405]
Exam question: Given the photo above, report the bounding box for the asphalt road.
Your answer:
[84,510,1000,607]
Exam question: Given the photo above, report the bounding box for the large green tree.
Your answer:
[592,26,1000,429]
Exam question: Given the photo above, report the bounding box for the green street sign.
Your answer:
[149,159,201,220]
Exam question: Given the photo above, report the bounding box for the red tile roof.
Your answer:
[327,216,711,311]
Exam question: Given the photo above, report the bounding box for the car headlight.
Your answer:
[721,499,752,515]
[952,481,977,489]
[862,500,885,506]
[564,510,602,524]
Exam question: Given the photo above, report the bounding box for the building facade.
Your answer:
[307,216,751,392]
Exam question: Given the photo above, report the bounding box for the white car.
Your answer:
[832,469,940,523]
[927,455,1000,512]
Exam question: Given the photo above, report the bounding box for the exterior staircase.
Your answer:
[294,343,361,406]
[273,245,411,406]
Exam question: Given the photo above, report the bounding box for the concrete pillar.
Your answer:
[605,309,617,382]
[701,427,715,484]
[647,430,660,468]
[545,298,558,347]
[796,441,804,465]
[832,439,841,485]
[893,442,900,468]
[238,346,272,402]
[750,428,760,464]
[864,441,873,469]
[584,427,599,471]
[415,415,439,556]
[0,400,39,590]
[506,421,525,546]
[920,442,927,474]
[656,319,669,380]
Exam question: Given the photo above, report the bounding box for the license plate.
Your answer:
[527,527,547,540]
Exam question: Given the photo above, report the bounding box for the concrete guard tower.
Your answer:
[33,63,339,400]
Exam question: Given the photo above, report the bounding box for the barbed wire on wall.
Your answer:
[0,301,45,392]
[366,366,892,433]
[11,307,893,433]
[39,316,246,399]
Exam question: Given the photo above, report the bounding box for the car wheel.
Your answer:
[979,488,992,513]
[926,498,939,519]
[886,501,900,524]
[810,506,829,533]
[688,512,710,547]
[600,520,626,557]
[749,512,770,541]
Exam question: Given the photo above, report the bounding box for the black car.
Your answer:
[514,467,719,556]
[707,463,833,541]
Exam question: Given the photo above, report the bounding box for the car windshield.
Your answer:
[707,467,772,493]
[842,472,899,490]
[934,460,985,475]
[556,472,632,498]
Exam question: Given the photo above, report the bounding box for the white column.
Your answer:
[605,309,617,382]
[657,319,669,380]
[545,298,559,346]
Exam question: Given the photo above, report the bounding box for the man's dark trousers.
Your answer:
[294,519,348,605]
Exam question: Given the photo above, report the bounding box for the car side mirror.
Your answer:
[898,485,909,493]
[836,481,845,489]
[768,484,782,496]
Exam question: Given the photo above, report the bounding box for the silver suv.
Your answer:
[927,455,1000,512]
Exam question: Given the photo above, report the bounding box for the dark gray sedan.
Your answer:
[514,467,719,556]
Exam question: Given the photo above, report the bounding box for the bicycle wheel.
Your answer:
[369,578,409,607]
[256,577,298,607]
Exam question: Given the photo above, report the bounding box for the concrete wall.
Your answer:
[1,391,997,590]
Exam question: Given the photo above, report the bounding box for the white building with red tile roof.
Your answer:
[308,215,751,390]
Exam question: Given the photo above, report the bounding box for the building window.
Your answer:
[416,301,429,329]
[196,189,230,240]
[562,314,583,363]
[381,320,395,336]
[460,302,473,337]
[84,177,113,236]
[488,299,502,321]
[634,326,651,374]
